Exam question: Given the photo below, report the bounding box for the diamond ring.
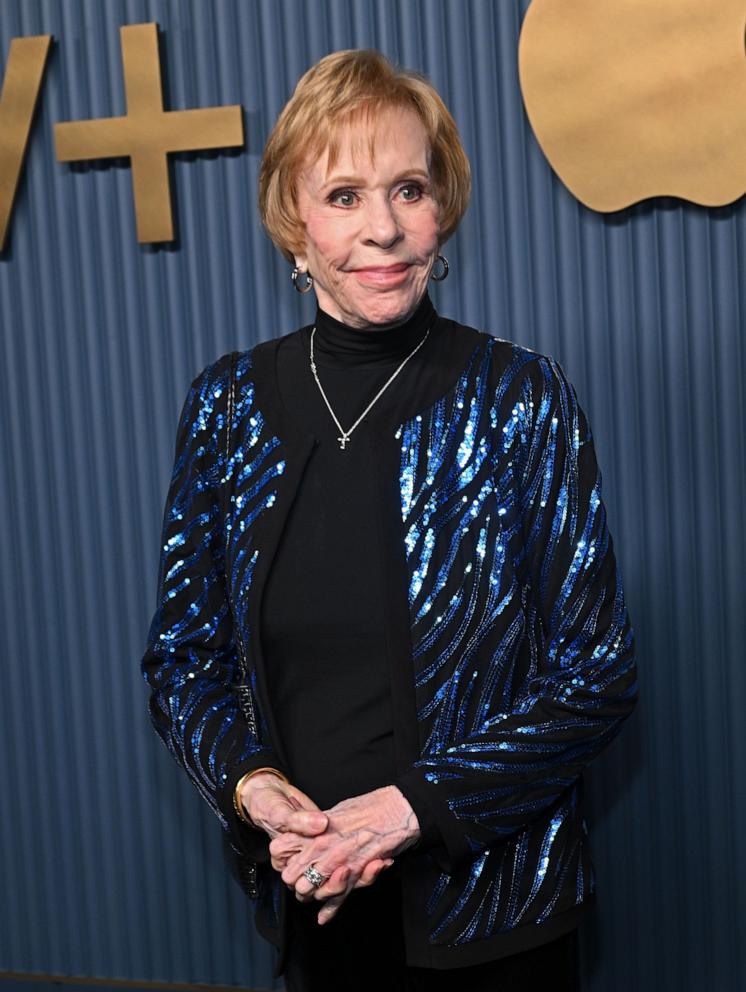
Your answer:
[302,864,327,888]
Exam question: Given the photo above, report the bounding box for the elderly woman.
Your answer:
[141,49,636,992]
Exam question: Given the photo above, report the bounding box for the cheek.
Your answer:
[406,204,441,252]
[304,214,353,267]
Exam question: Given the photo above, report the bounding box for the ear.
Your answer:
[293,249,309,273]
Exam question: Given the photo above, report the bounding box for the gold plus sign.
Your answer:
[54,23,243,243]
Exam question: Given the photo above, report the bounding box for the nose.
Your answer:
[362,194,402,249]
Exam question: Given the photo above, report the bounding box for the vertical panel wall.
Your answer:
[0,1,743,990]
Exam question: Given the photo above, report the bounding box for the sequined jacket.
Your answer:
[141,321,637,971]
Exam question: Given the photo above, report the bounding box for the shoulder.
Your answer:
[439,315,576,400]
[188,324,307,390]
[437,318,592,457]
[182,326,308,431]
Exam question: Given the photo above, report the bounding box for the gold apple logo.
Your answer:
[518,0,746,211]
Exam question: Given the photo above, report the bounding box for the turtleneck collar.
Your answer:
[310,292,436,369]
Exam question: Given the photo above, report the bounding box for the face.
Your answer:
[293,107,441,328]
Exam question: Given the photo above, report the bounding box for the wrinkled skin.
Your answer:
[293,106,441,328]
[241,774,420,924]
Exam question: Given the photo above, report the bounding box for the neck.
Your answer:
[311,293,435,370]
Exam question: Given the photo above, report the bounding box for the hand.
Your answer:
[269,785,420,924]
[240,772,328,841]
[280,856,397,923]
[244,775,395,920]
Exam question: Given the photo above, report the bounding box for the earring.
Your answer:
[291,267,314,294]
[430,255,449,282]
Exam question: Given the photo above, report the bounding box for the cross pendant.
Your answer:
[337,435,349,450]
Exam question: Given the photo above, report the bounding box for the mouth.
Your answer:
[351,263,412,286]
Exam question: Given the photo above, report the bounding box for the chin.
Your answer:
[353,290,422,327]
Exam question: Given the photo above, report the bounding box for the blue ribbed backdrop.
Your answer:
[1,2,744,990]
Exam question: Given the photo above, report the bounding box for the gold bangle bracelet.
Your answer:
[233,767,289,829]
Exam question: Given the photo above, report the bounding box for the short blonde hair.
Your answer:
[259,49,471,262]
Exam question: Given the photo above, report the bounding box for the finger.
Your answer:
[293,874,319,899]
[270,852,297,872]
[269,828,302,846]
[353,859,387,888]
[282,859,318,888]
[281,835,355,887]
[295,865,349,903]
[281,846,331,886]
[269,835,304,861]
[317,890,348,926]
[256,792,327,837]
[284,808,328,836]
[281,857,332,896]
[272,812,325,838]
[270,844,301,866]
[295,868,352,902]
[312,865,351,901]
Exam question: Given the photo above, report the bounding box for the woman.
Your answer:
[141,49,637,991]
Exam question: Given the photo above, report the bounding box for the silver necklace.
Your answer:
[309,323,431,450]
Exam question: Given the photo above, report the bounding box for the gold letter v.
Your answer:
[0,35,51,252]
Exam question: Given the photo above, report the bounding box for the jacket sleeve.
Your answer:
[140,360,285,862]
[396,354,637,874]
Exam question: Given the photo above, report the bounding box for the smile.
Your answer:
[351,263,412,287]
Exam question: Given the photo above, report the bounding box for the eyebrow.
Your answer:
[320,169,431,190]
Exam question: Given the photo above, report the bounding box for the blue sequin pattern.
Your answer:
[141,334,636,954]
[396,338,636,945]
[141,352,284,828]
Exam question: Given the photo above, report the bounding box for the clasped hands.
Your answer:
[240,773,420,924]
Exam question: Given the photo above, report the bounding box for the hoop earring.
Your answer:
[430,255,449,282]
[291,267,314,294]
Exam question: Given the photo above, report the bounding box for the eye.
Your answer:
[398,183,423,202]
[328,189,358,207]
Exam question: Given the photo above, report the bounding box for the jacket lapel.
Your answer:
[369,425,422,773]
[233,341,318,769]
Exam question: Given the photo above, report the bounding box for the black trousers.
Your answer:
[282,868,580,992]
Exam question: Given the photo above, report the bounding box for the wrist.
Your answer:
[384,785,421,846]
[233,767,289,829]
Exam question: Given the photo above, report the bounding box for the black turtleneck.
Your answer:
[261,294,437,815]
[258,296,579,982]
